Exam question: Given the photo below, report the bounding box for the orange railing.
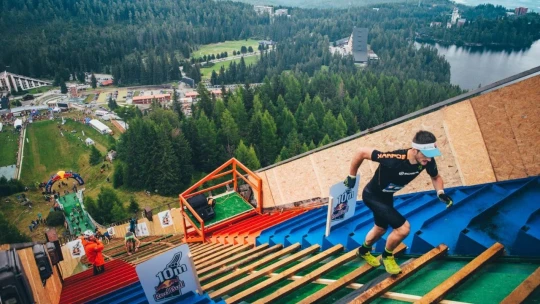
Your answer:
[179,158,263,242]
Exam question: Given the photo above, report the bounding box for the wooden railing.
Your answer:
[179,158,263,243]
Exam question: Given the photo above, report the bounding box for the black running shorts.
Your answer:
[362,187,406,229]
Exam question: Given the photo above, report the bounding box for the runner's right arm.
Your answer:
[349,148,375,176]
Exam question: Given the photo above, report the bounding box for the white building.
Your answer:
[89,119,112,135]
[451,8,460,25]
[0,71,52,93]
[275,9,288,16]
[85,73,113,84]
[254,5,273,16]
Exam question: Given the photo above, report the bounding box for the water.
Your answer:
[454,0,539,11]
[415,40,540,90]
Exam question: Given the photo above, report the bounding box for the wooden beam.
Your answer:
[195,245,251,268]
[227,245,344,304]
[348,244,448,304]
[257,272,470,304]
[500,267,540,304]
[202,243,300,290]
[197,244,270,275]
[254,245,357,303]
[416,242,504,304]
[298,243,407,304]
[199,244,281,282]
[191,243,221,256]
[193,245,234,263]
[208,244,320,298]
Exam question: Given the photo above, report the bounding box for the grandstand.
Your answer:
[2,68,539,304]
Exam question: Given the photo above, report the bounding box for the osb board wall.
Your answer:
[442,100,496,185]
[18,247,62,304]
[260,106,480,208]
[151,208,183,235]
[471,75,540,180]
[58,244,80,278]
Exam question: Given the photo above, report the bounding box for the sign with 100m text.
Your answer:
[136,244,201,303]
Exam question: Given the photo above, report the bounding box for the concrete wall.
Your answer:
[258,75,540,209]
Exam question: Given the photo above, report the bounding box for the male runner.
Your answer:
[344,130,453,274]
[124,231,141,256]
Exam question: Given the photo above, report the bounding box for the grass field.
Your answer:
[200,56,258,79]
[28,86,54,94]
[0,126,19,167]
[84,94,95,103]
[97,92,109,103]
[8,118,176,241]
[192,39,259,58]
[133,91,140,97]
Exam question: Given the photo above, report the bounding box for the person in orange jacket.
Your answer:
[81,230,105,275]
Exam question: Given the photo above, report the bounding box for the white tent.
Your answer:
[14,119,23,129]
[0,122,3,132]
[85,138,95,146]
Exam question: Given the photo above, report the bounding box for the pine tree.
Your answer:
[220,109,240,157]
[194,112,219,172]
[235,140,261,170]
[113,163,124,188]
[304,113,321,144]
[91,73,97,89]
[128,197,140,214]
[156,130,182,195]
[60,80,67,94]
[319,134,332,147]
[259,111,279,166]
[197,84,213,117]
[89,146,102,165]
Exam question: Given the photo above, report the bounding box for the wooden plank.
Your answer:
[500,267,540,304]
[192,243,222,257]
[193,244,233,262]
[348,244,448,304]
[254,245,356,303]
[195,244,251,268]
[227,245,344,304]
[199,244,280,282]
[208,244,320,298]
[417,242,504,304]
[298,243,407,304]
[261,272,470,304]
[202,243,298,290]
[191,242,218,255]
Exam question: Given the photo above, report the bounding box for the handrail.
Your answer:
[179,158,264,242]
[256,65,540,173]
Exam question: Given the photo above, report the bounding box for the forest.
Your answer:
[417,5,540,47]
[115,70,462,195]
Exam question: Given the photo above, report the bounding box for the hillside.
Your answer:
[231,0,407,9]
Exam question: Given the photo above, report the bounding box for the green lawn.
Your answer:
[185,192,254,228]
[0,126,19,167]
[133,91,140,97]
[200,56,258,79]
[28,86,54,94]
[192,39,259,58]
[84,94,95,103]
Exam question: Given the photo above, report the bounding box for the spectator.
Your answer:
[129,217,137,234]
[81,230,105,275]
[29,225,33,232]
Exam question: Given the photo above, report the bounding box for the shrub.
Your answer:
[46,211,65,226]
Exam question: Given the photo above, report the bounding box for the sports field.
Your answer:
[20,119,113,185]
[0,126,19,167]
[192,39,259,58]
[200,56,258,79]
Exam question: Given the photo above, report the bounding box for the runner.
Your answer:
[344,130,453,274]
[124,231,141,256]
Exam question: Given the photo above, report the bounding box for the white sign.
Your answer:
[67,239,85,258]
[136,244,201,304]
[158,210,173,228]
[107,227,115,236]
[126,222,150,236]
[326,175,360,236]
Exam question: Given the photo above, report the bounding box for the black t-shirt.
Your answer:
[365,149,438,195]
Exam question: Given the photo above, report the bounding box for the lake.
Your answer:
[415,40,540,90]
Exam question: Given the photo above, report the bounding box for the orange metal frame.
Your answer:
[179,158,263,243]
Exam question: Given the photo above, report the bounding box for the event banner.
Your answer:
[126,222,150,236]
[67,239,86,258]
[136,244,201,304]
[326,174,360,235]
[158,210,173,228]
[107,227,115,236]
